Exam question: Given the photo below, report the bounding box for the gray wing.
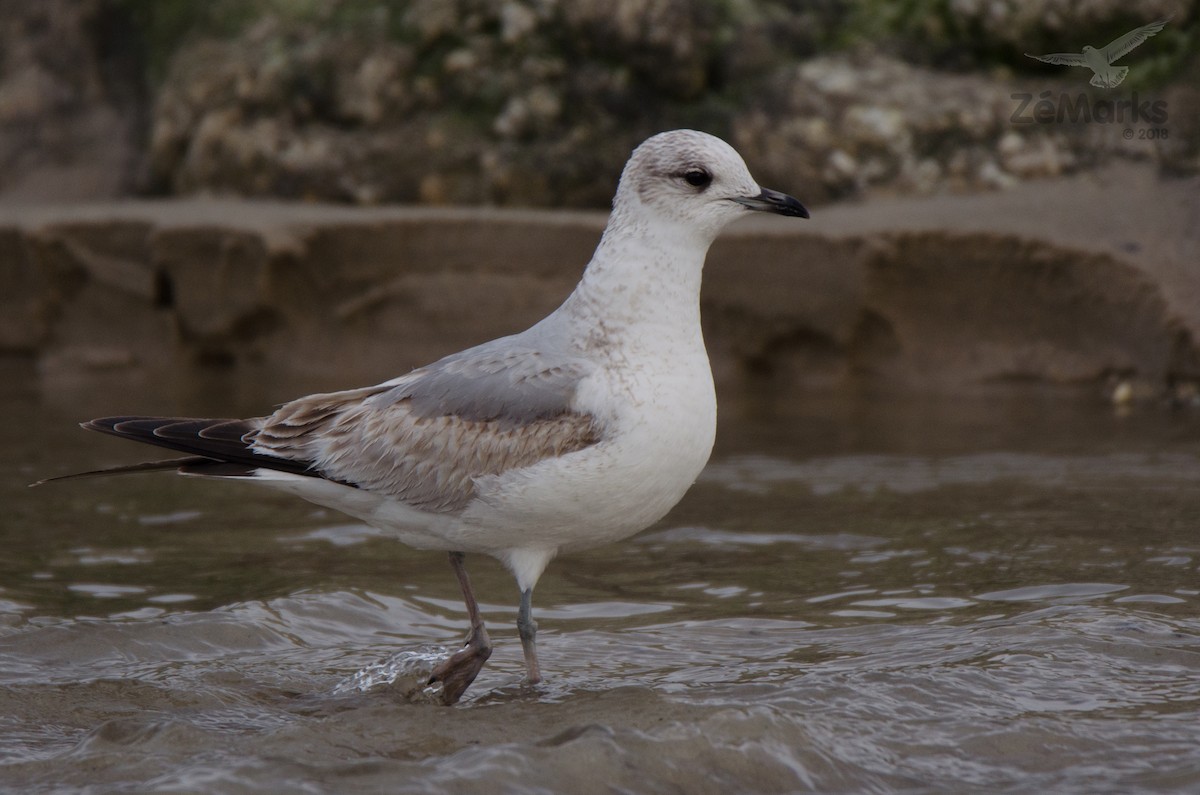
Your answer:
[251,340,602,513]
[1025,52,1087,66]
[1101,18,1169,63]
[366,337,595,427]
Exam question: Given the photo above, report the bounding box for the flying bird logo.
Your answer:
[1025,17,1171,88]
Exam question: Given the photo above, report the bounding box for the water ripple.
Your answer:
[704,452,1200,495]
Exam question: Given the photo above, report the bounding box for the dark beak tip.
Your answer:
[734,189,809,219]
[773,190,809,219]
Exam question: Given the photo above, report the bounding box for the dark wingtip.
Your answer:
[70,415,321,480]
[81,417,137,435]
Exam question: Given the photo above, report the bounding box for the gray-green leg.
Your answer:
[517,587,542,684]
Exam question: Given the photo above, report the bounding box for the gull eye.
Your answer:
[682,169,712,189]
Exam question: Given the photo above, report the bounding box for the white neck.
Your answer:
[554,201,715,341]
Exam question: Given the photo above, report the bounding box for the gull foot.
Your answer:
[427,628,492,705]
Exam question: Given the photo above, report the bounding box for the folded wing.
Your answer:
[253,341,601,512]
[64,341,604,513]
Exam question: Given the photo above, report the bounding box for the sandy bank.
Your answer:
[2,162,1196,408]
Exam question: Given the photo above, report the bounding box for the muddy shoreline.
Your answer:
[2,162,1196,408]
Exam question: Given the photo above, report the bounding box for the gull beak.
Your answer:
[732,188,809,219]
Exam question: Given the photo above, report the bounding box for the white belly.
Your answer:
[458,345,717,553]
[251,336,717,570]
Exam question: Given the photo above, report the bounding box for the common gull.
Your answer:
[45,129,808,703]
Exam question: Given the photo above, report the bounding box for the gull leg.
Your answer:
[517,587,542,685]
[428,551,492,705]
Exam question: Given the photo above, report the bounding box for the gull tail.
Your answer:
[1092,67,1128,88]
[32,416,322,486]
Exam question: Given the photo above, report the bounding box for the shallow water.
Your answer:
[5,373,1200,794]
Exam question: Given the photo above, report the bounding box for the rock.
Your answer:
[978,159,1018,189]
[1154,56,1200,175]
[866,0,1190,72]
[0,0,145,202]
[1,0,1195,207]
[736,47,1200,201]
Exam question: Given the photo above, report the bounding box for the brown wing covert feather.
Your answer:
[251,388,600,513]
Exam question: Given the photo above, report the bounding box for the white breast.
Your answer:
[459,329,716,554]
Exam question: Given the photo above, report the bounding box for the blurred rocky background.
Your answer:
[1,0,1197,405]
[1,0,1196,207]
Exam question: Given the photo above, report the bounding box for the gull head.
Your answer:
[614,130,808,240]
